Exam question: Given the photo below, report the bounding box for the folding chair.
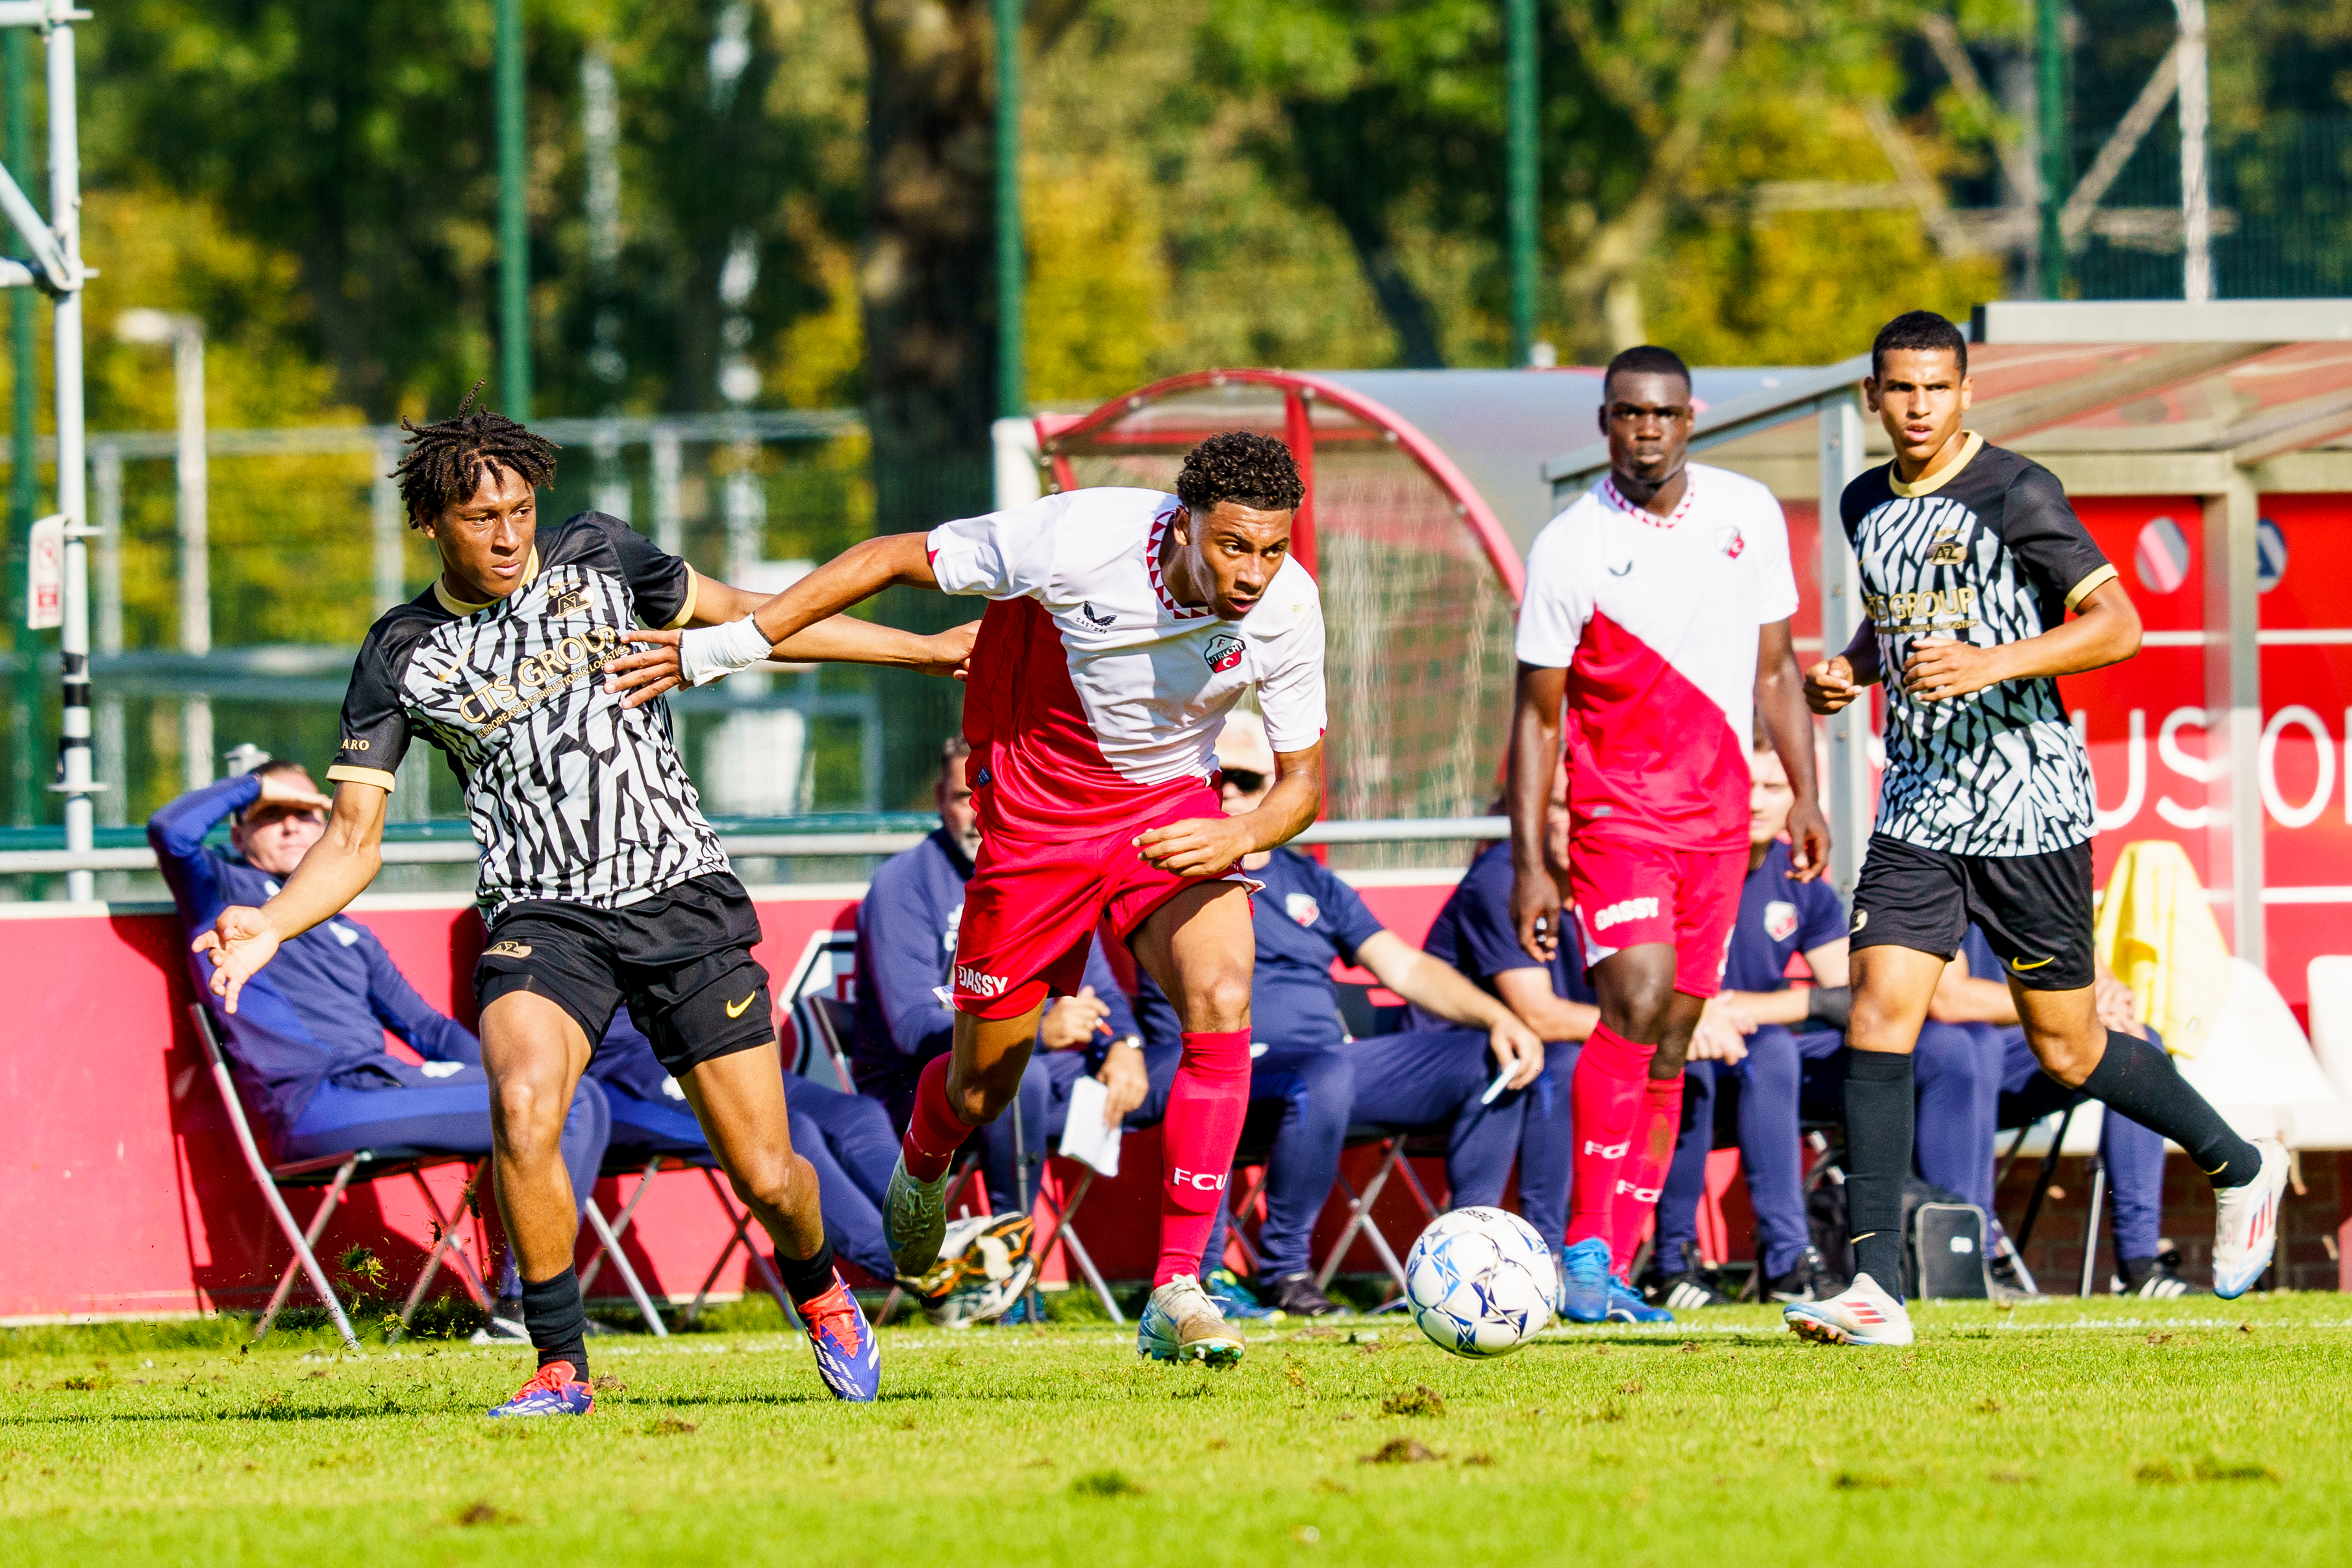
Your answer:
[191,1003,492,1352]
[1028,1146,1127,1324]
[1312,1123,1449,1299]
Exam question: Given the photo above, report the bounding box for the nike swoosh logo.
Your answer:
[724,994,756,1019]
[2010,956,2055,971]
[1607,560,1634,577]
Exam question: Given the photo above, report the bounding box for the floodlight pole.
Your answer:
[1505,0,1538,366]
[495,0,530,419]
[995,0,1024,419]
[2035,0,2070,298]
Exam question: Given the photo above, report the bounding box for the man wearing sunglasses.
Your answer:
[152,753,610,1243]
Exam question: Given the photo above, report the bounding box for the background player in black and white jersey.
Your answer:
[191,395,974,1412]
[1793,313,2287,1347]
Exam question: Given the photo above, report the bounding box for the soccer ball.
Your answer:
[1403,1206,1558,1358]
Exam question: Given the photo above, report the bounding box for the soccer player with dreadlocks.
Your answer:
[192,389,974,1413]
[607,432,1326,1368]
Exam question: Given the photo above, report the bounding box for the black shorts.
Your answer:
[1848,833,2095,992]
[475,871,774,1076]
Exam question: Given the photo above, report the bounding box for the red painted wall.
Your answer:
[0,879,1463,1322]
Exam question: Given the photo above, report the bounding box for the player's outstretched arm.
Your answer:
[607,534,944,704]
[1505,662,1568,962]
[1805,618,1883,714]
[1135,740,1323,877]
[1901,578,2141,703]
[1355,929,1545,1090]
[1757,617,1831,880]
[192,782,389,1014]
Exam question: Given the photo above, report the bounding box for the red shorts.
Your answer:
[1568,836,1748,999]
[949,785,1244,1019]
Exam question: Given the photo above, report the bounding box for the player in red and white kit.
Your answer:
[609,433,1325,1365]
[1507,345,1831,1324]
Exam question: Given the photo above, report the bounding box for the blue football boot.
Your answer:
[486,1360,594,1418]
[1605,1275,1673,1324]
[801,1274,882,1402]
[1557,1238,1613,1324]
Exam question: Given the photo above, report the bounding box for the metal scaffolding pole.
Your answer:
[2036,0,2071,299]
[1505,0,1538,367]
[5,25,34,831]
[2174,0,2214,303]
[995,0,1024,419]
[495,0,529,419]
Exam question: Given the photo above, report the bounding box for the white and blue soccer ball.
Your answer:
[1404,1206,1558,1359]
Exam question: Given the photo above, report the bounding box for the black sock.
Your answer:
[1843,1049,1914,1299]
[2080,1030,2260,1188]
[520,1269,588,1378]
[2117,1255,2157,1291]
[774,1238,839,1306]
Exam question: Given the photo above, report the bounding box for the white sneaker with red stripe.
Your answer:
[2210,1139,2289,1300]
[1782,1271,1914,1347]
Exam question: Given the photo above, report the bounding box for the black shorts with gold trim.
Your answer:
[474,871,773,1076]
[1848,832,2096,992]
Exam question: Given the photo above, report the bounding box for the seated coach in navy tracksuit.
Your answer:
[1146,716,1551,1319]
[152,757,609,1205]
[851,738,1149,1218]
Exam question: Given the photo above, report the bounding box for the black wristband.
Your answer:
[1804,985,1852,1032]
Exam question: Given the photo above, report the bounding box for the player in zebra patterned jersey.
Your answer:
[1789,313,2284,1349]
[192,396,975,1409]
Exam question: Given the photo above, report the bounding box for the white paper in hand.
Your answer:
[1057,1074,1121,1177]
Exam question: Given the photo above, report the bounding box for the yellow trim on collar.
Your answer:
[2065,562,2120,612]
[430,547,540,614]
[325,764,397,793]
[664,564,701,630]
[1887,431,1983,499]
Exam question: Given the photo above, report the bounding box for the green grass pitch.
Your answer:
[4,1295,2349,1567]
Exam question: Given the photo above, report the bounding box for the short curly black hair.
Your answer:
[392,380,562,530]
[1175,431,1304,514]
[1871,310,1968,379]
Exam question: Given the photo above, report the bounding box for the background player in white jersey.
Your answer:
[1507,345,1831,1325]
[192,397,974,1413]
[612,432,1326,1367]
[1794,312,2286,1346]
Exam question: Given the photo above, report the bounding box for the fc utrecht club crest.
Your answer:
[1205,632,1245,673]
[1715,526,1746,559]
[1285,891,1321,927]
[1764,900,1799,943]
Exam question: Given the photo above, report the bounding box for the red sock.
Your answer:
[899,1054,969,1182]
[1565,1024,1655,1252]
[1607,1071,1686,1277]
[1155,1029,1252,1286]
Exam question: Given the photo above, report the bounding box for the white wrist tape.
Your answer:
[677,615,774,687]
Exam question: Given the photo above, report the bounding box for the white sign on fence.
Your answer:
[26,514,62,630]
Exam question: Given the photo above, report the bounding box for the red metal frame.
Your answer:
[1033,369,1526,603]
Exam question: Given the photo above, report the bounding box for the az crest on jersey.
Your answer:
[1764,899,1799,943]
[1285,892,1321,927]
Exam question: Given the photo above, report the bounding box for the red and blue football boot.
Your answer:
[486,1360,595,1417]
[801,1275,881,1402]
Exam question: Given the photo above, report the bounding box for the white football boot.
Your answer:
[1782,1271,1915,1347]
[1136,1275,1245,1367]
[2210,1139,2290,1300]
